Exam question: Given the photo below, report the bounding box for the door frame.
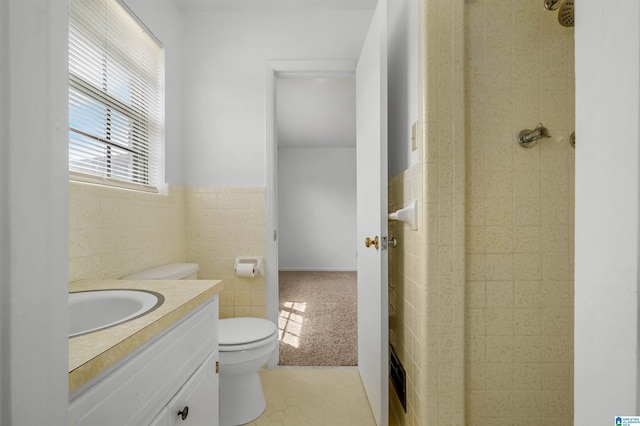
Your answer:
[264,59,357,367]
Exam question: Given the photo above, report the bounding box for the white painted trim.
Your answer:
[265,63,279,368]
[574,1,640,421]
[268,59,357,77]
[176,0,377,12]
[0,1,69,423]
[265,59,357,368]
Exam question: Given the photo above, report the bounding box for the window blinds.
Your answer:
[69,0,163,192]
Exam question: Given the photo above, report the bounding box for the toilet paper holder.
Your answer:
[235,256,264,276]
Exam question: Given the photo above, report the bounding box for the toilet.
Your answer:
[122,263,277,426]
[121,262,199,281]
[218,317,277,426]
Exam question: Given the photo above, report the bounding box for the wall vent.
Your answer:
[389,344,406,412]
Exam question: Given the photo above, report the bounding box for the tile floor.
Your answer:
[245,367,378,425]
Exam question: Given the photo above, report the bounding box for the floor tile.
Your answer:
[245,367,377,426]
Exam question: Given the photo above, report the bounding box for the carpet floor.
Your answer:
[278,271,358,367]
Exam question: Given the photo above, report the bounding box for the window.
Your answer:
[69,0,164,192]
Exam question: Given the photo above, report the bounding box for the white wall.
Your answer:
[575,0,640,422]
[0,0,69,424]
[387,0,418,177]
[181,9,373,186]
[278,148,357,270]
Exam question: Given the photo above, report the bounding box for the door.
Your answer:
[356,0,388,425]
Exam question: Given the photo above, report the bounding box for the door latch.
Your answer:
[381,236,388,250]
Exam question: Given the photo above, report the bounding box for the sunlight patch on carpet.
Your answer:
[278,301,307,348]
[278,271,357,366]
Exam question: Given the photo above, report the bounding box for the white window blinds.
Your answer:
[69,0,164,192]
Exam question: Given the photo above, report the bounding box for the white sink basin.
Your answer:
[69,290,163,337]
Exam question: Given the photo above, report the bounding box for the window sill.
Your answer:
[69,171,159,194]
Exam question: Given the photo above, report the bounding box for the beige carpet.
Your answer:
[278,271,358,366]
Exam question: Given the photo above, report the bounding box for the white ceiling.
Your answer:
[276,76,356,149]
[175,0,377,11]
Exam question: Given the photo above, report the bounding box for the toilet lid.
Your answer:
[219,317,277,345]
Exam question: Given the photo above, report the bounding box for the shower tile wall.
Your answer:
[464,1,575,424]
[69,183,186,281]
[422,0,467,424]
[184,186,267,319]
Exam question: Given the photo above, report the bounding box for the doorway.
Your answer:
[269,67,359,366]
[266,60,357,368]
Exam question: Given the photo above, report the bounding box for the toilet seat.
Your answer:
[219,317,277,352]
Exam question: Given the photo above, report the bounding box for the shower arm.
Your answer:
[517,123,551,148]
[544,0,560,10]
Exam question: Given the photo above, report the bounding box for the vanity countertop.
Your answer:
[68,279,223,394]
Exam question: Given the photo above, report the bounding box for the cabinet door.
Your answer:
[149,407,169,426]
[166,351,218,426]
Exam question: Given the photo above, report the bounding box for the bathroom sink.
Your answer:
[69,289,164,337]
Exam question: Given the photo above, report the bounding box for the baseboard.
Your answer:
[278,268,357,272]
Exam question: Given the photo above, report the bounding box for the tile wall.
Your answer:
[389,1,466,424]
[69,183,266,321]
[464,1,575,424]
[422,0,467,424]
[184,186,267,319]
[69,182,186,281]
[389,163,424,425]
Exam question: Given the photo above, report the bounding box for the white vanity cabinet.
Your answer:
[69,296,219,426]
[150,351,218,425]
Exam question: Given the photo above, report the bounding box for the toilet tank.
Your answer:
[121,263,199,280]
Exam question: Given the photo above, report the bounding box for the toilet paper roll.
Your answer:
[235,263,256,278]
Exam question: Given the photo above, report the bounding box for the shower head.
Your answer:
[557,0,574,27]
[544,0,574,27]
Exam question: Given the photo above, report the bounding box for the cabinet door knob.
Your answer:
[177,406,189,420]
